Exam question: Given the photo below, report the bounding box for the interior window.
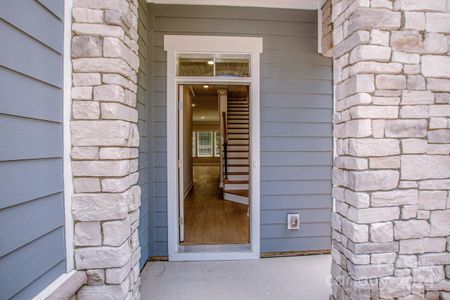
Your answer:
[214,131,221,157]
[197,132,214,157]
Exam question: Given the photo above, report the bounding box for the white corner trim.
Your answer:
[165,35,261,261]
[147,0,319,10]
[164,35,263,54]
[63,0,74,272]
[32,270,77,300]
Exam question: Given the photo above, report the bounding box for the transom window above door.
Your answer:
[177,54,250,77]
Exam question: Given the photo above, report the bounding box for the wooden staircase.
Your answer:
[223,98,249,205]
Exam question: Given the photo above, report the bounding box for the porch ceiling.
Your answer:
[146,0,319,10]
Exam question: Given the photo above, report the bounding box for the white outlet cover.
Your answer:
[287,213,300,230]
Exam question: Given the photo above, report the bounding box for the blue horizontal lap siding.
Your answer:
[137,0,152,266]
[149,5,333,255]
[0,0,66,299]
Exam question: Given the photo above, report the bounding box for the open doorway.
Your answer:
[179,84,250,245]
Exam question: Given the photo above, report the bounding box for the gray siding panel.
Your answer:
[137,0,153,267]
[149,5,332,255]
[0,2,66,298]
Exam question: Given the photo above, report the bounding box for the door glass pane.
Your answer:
[178,57,214,76]
[215,58,250,77]
[214,132,221,157]
[197,132,213,157]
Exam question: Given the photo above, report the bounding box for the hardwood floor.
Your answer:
[183,165,249,245]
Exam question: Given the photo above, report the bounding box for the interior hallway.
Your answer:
[183,165,249,244]
[140,255,332,300]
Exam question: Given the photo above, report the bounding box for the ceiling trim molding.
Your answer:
[146,0,319,10]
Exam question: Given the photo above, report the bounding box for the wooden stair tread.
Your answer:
[224,190,249,197]
[224,179,249,184]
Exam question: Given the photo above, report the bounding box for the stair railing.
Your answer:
[222,111,228,179]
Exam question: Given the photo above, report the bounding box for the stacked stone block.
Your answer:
[70,0,141,298]
[322,0,334,57]
[331,0,450,299]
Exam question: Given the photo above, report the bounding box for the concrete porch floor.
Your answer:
[140,255,332,300]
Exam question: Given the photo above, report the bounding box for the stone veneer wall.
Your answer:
[70,0,141,298]
[322,0,334,57]
[331,0,450,299]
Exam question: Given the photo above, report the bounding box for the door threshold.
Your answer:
[172,243,258,261]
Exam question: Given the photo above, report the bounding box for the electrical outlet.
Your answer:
[287,213,300,230]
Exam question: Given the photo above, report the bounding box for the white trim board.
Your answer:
[63,0,74,272]
[147,0,319,10]
[165,35,262,261]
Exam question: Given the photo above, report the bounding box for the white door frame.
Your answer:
[165,35,262,261]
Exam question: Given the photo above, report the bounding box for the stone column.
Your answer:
[70,0,141,298]
[330,0,450,299]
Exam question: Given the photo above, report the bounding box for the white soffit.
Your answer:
[146,0,319,10]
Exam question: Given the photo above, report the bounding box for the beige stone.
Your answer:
[72,36,102,58]
[72,146,99,160]
[349,170,399,191]
[412,266,445,283]
[350,62,402,75]
[74,177,101,193]
[73,73,102,86]
[370,222,394,242]
[428,129,450,143]
[72,120,139,147]
[418,253,450,266]
[75,242,131,269]
[72,87,93,100]
[348,8,401,33]
[72,192,129,221]
[86,269,105,286]
[430,211,450,237]
[72,8,104,23]
[349,105,398,119]
[401,155,450,180]
[400,238,446,254]
[103,217,131,246]
[349,207,399,223]
[399,105,428,118]
[73,58,132,79]
[376,75,406,90]
[385,120,427,138]
[73,101,100,120]
[369,156,400,169]
[426,13,450,33]
[428,79,450,92]
[392,51,420,64]
[404,12,425,30]
[371,190,418,207]
[101,103,138,122]
[342,219,369,242]
[94,85,125,102]
[406,75,425,90]
[102,172,139,193]
[72,160,135,177]
[394,220,430,239]
[348,138,400,157]
[379,276,412,298]
[73,23,124,38]
[390,30,422,53]
[401,139,427,154]
[370,29,389,46]
[397,0,447,12]
[422,55,450,79]
[74,222,101,246]
[349,45,391,63]
[418,191,447,210]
